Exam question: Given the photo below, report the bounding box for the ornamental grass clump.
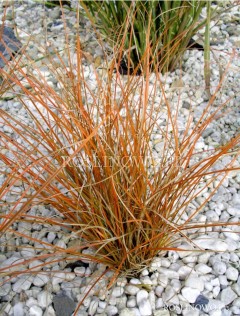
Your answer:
[80,0,209,74]
[0,8,239,302]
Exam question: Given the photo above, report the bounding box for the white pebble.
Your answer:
[185,276,204,291]
[227,206,238,216]
[231,306,240,315]
[213,285,221,298]
[195,263,212,274]
[150,258,161,270]
[178,266,194,280]
[232,283,240,296]
[138,299,152,315]
[158,274,168,287]
[140,276,152,285]
[206,298,225,311]
[233,297,240,307]
[136,289,148,301]
[20,247,36,257]
[106,305,118,316]
[47,232,56,243]
[223,231,239,241]
[1,256,26,272]
[131,308,141,316]
[181,287,200,303]
[136,290,152,316]
[29,305,43,316]
[155,286,164,297]
[33,274,49,287]
[219,275,229,286]
[213,261,227,275]
[43,305,56,316]
[127,297,136,308]
[125,285,140,295]
[141,269,149,276]
[116,295,127,309]
[55,240,66,249]
[148,291,156,310]
[226,266,239,281]
[159,268,179,279]
[52,272,66,285]
[205,282,213,291]
[161,259,171,268]
[64,272,75,281]
[74,266,86,275]
[0,283,11,296]
[12,276,32,293]
[194,236,228,251]
[3,303,12,314]
[170,279,181,292]
[130,278,142,285]
[211,278,220,287]
[182,309,199,316]
[162,285,179,305]
[230,253,239,262]
[177,244,193,258]
[155,298,164,310]
[119,308,136,316]
[13,302,24,316]
[153,310,170,316]
[29,260,44,271]
[209,311,221,316]
[37,291,52,308]
[112,286,124,298]
[88,300,98,316]
[225,238,238,251]
[116,277,127,287]
[182,256,197,264]
[26,298,38,308]
[221,287,237,305]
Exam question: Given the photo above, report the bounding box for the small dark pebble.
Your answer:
[192,294,209,311]
[53,293,76,316]
[187,38,204,50]
[65,260,89,271]
[182,101,191,110]
[0,25,22,68]
[115,58,142,76]
[52,20,63,27]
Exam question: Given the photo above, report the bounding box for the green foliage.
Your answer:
[80,0,207,73]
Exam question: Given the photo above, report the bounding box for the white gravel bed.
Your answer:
[0,1,239,316]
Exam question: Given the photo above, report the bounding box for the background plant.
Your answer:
[80,0,211,74]
[0,6,239,309]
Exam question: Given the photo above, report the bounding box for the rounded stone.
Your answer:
[181,287,200,303]
[12,276,32,293]
[111,286,124,298]
[226,266,239,281]
[106,305,118,316]
[119,308,136,316]
[195,263,212,275]
[212,261,227,275]
[13,302,24,316]
[221,287,237,305]
[29,305,43,316]
[185,276,204,291]
[37,291,52,308]
[33,274,49,287]
[125,285,140,295]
